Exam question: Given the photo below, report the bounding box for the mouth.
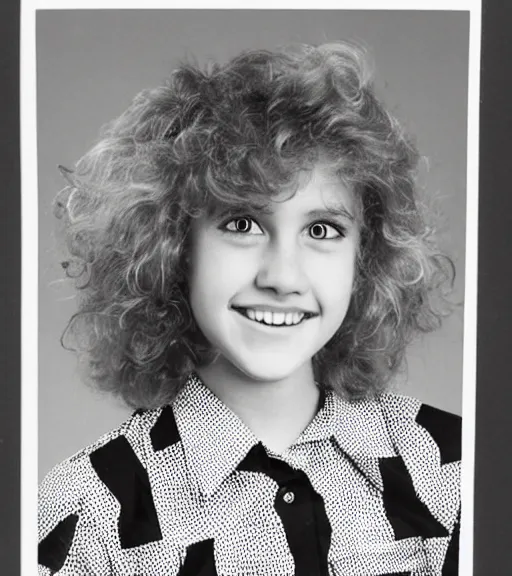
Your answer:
[232,307,317,328]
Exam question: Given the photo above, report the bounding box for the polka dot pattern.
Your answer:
[38,373,461,575]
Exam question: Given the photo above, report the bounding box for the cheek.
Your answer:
[321,278,354,318]
[189,248,218,316]
[188,234,256,308]
[309,248,357,304]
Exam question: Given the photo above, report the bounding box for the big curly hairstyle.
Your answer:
[55,42,454,409]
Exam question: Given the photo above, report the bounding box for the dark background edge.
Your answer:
[473,0,512,574]
[0,0,21,574]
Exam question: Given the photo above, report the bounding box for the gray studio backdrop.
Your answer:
[37,10,469,480]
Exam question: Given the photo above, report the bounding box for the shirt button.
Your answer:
[282,490,295,504]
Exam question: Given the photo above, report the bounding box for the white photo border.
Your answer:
[22,2,481,574]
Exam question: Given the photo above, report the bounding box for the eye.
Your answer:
[223,217,264,235]
[308,222,345,240]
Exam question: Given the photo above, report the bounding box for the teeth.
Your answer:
[273,312,285,325]
[240,308,307,326]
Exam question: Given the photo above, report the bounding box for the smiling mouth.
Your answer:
[232,307,316,327]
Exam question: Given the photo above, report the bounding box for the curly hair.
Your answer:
[55,42,454,408]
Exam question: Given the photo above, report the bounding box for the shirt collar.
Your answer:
[328,392,398,491]
[172,373,399,497]
[172,373,259,497]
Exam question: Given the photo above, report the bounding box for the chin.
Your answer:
[227,352,309,384]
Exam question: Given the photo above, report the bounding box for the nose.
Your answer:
[255,238,309,296]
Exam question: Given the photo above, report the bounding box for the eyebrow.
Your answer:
[305,207,355,222]
[211,204,355,222]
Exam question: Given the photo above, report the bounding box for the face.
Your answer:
[188,162,359,384]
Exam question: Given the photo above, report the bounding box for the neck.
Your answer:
[196,358,320,454]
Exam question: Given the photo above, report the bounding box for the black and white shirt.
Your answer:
[38,373,461,575]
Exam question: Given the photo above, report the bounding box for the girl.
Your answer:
[38,42,461,575]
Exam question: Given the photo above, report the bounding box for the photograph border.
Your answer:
[20,2,486,574]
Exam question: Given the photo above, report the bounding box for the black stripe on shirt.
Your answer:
[38,512,78,573]
[379,455,448,540]
[415,404,462,465]
[150,405,181,452]
[89,435,162,549]
[238,443,331,576]
[179,538,218,576]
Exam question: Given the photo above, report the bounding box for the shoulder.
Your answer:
[375,395,461,573]
[379,393,462,466]
[38,406,187,573]
[38,407,167,542]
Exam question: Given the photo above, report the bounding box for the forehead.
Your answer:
[200,160,358,222]
[271,162,355,216]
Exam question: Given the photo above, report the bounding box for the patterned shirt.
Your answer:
[38,373,461,575]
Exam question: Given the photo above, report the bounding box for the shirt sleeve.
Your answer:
[38,455,112,575]
[441,506,461,576]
